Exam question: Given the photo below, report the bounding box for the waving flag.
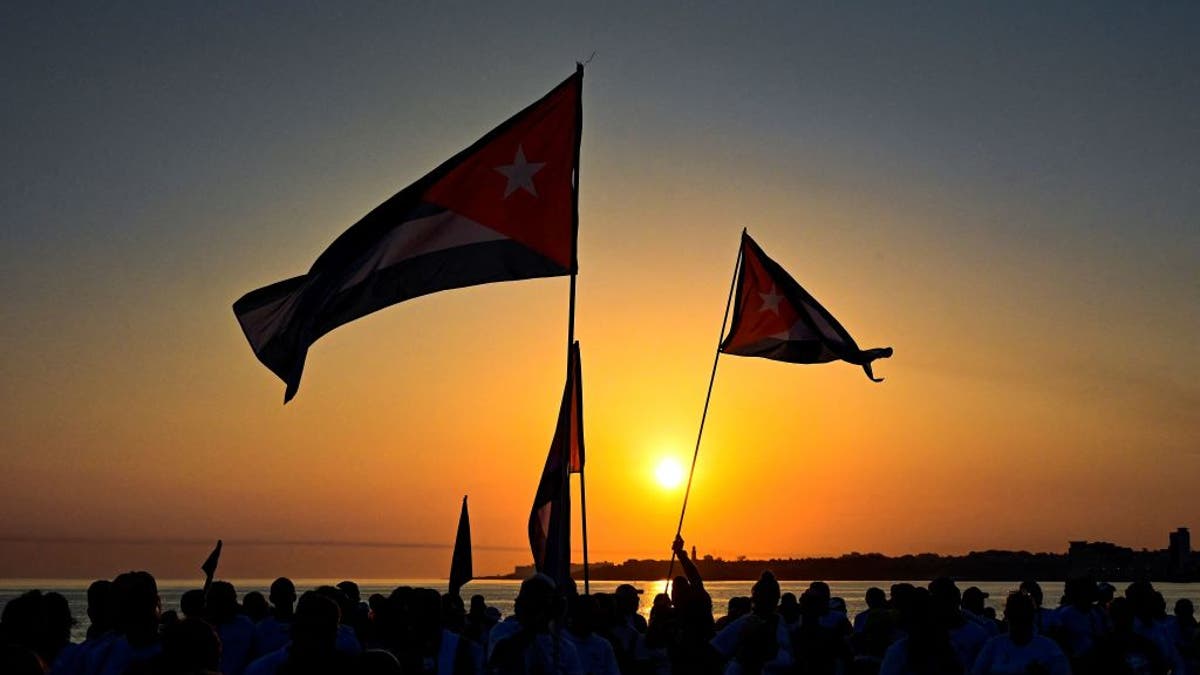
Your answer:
[720,232,893,381]
[528,341,583,588]
[234,68,583,402]
[449,496,472,597]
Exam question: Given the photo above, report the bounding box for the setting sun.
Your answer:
[655,457,685,490]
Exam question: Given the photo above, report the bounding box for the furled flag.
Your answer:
[720,232,893,381]
[528,341,583,589]
[449,495,472,597]
[234,68,583,402]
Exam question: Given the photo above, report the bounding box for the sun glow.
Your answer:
[655,457,685,490]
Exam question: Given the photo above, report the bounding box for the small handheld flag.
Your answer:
[201,539,222,593]
[449,496,473,597]
[234,68,583,402]
[528,341,583,589]
[721,231,893,381]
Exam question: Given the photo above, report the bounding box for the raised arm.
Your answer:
[673,535,705,592]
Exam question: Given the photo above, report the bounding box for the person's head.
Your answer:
[865,586,887,610]
[270,577,297,614]
[1109,596,1134,633]
[180,589,206,620]
[808,581,831,604]
[243,591,269,622]
[0,590,43,653]
[469,594,487,617]
[728,596,752,620]
[514,574,556,631]
[161,617,221,672]
[751,571,781,616]
[41,592,75,646]
[112,571,160,638]
[778,592,799,622]
[1097,582,1115,605]
[291,592,341,657]
[928,577,962,624]
[567,594,598,636]
[962,587,989,615]
[207,581,239,624]
[614,584,642,617]
[1064,577,1097,608]
[1125,581,1156,619]
[1019,580,1044,608]
[314,585,352,628]
[1175,598,1194,621]
[1004,591,1036,635]
[336,581,361,604]
[830,597,847,615]
[86,580,114,634]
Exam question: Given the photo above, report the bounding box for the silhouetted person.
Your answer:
[716,597,753,632]
[281,592,354,675]
[795,587,853,675]
[852,604,897,675]
[960,588,998,637]
[94,571,163,675]
[180,590,206,621]
[1127,581,1184,674]
[254,577,296,658]
[1020,580,1059,637]
[669,534,716,674]
[488,573,582,674]
[1169,599,1197,675]
[0,590,46,671]
[52,580,116,673]
[1055,577,1106,667]
[971,591,1069,675]
[156,617,222,675]
[711,570,794,674]
[207,581,256,675]
[1090,597,1168,675]
[778,592,800,631]
[314,585,363,655]
[37,591,76,668]
[855,587,890,634]
[243,592,270,623]
[563,594,619,675]
[607,584,646,673]
[929,577,987,671]
[359,648,403,675]
[879,587,963,675]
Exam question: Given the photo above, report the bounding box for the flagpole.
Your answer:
[568,61,586,594]
[665,230,744,589]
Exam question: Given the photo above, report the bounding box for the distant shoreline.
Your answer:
[487,542,1200,583]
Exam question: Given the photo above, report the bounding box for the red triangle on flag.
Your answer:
[421,74,580,270]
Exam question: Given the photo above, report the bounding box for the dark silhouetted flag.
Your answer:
[201,539,222,591]
[234,69,583,402]
[721,232,893,381]
[528,341,583,588]
[449,496,472,596]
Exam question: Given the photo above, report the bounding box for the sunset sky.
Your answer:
[1,2,1197,580]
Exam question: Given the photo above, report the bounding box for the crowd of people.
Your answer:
[2,536,1198,674]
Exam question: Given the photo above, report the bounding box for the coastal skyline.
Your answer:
[2,2,1198,580]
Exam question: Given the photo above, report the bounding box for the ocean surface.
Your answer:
[4,578,1198,643]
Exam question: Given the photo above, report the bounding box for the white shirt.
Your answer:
[971,634,1070,675]
[710,614,794,675]
[562,631,620,675]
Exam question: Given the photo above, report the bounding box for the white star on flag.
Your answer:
[494,145,545,198]
[758,285,783,314]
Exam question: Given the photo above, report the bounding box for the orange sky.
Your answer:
[1,3,1197,579]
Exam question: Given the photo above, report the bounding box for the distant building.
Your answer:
[1169,528,1191,578]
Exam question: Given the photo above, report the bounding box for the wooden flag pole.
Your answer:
[568,61,587,594]
[666,230,744,589]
